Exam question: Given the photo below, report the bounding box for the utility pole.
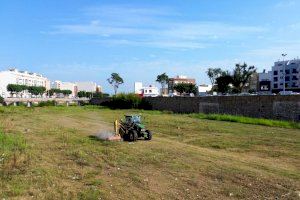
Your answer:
[282,53,287,94]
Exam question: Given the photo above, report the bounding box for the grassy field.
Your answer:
[0,106,299,199]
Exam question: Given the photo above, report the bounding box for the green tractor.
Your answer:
[118,115,152,142]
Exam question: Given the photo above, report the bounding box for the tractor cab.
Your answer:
[125,115,141,124]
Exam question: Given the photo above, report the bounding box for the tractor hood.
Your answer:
[136,123,145,129]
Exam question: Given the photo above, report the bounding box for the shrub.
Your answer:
[37,100,56,107]
[104,93,142,109]
[78,91,109,98]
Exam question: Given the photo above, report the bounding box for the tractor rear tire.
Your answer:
[145,130,152,140]
[129,130,138,142]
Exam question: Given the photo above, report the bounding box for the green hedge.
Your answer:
[101,93,153,109]
[37,100,56,107]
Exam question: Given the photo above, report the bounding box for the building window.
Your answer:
[285,76,290,81]
[285,69,290,74]
[292,76,298,80]
[273,77,278,82]
[273,71,278,75]
[274,84,278,88]
[292,68,298,73]
[292,82,297,87]
[149,90,152,93]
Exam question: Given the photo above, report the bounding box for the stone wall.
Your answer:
[143,95,300,122]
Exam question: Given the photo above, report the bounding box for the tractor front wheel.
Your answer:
[145,130,152,140]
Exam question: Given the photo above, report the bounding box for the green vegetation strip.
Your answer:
[190,113,300,129]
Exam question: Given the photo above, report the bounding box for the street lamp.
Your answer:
[282,53,287,94]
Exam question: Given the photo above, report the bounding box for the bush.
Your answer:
[37,100,56,107]
[104,93,142,109]
[78,91,109,98]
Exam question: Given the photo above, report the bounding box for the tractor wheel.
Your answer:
[132,130,138,141]
[145,130,152,140]
[129,130,138,142]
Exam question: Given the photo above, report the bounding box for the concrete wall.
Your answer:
[143,95,300,122]
[90,95,300,121]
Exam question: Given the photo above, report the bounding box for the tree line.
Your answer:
[99,63,257,97]
[5,84,109,98]
[106,72,198,96]
[7,84,46,96]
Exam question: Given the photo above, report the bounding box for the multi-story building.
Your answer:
[134,82,159,97]
[258,70,272,93]
[51,80,77,97]
[271,59,300,92]
[198,84,212,96]
[76,82,97,93]
[0,68,50,98]
[258,59,300,93]
[168,75,196,94]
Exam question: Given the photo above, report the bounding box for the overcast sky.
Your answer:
[1,0,300,93]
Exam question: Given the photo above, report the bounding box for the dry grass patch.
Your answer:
[0,106,299,199]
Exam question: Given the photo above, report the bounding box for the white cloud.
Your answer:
[49,5,266,50]
[275,0,296,8]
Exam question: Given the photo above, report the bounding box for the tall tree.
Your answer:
[232,63,256,93]
[216,75,233,93]
[107,73,124,95]
[156,73,169,95]
[206,68,224,86]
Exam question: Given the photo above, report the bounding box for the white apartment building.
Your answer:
[134,82,159,97]
[0,68,50,98]
[258,70,272,92]
[198,84,212,96]
[271,59,300,91]
[76,82,97,92]
[51,80,77,97]
[258,59,300,93]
